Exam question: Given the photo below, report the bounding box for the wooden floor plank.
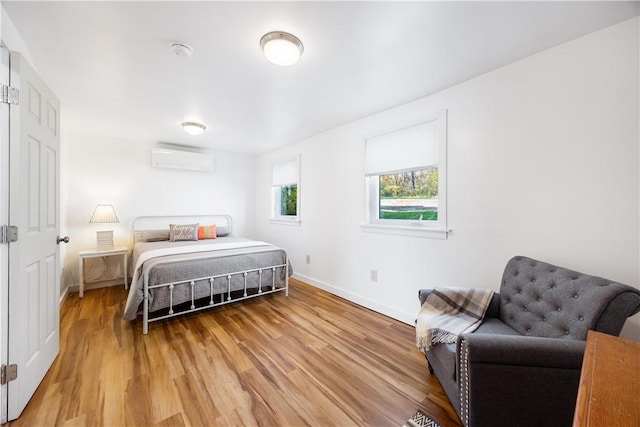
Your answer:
[8,278,461,427]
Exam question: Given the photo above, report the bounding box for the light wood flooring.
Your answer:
[9,278,461,426]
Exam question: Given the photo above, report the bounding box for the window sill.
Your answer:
[360,223,449,239]
[270,218,301,227]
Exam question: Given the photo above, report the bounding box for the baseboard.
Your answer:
[59,285,69,306]
[292,273,415,325]
[67,279,127,295]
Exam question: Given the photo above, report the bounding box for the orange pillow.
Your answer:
[198,225,217,240]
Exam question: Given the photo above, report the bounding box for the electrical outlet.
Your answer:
[370,270,378,282]
[306,254,311,264]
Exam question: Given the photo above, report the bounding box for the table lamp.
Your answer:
[89,204,119,248]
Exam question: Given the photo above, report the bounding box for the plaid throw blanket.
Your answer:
[416,287,494,352]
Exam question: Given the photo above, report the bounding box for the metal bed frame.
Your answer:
[132,215,289,334]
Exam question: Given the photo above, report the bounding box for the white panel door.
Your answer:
[7,52,60,420]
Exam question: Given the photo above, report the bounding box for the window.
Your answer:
[363,111,447,238]
[271,156,300,224]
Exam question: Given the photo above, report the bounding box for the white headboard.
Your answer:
[132,215,232,243]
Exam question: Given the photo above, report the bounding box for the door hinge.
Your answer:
[1,225,18,244]
[1,364,17,385]
[1,84,19,105]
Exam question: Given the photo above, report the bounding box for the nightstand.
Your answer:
[78,246,128,298]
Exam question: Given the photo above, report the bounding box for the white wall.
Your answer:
[255,18,640,339]
[0,6,35,69]
[62,133,256,293]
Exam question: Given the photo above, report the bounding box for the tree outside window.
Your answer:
[280,185,298,216]
[378,167,438,221]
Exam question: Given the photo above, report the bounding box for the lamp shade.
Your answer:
[89,205,119,224]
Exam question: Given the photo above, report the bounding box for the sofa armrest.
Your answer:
[458,334,586,427]
[461,334,586,369]
[418,288,501,318]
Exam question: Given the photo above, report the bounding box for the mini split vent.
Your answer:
[151,147,215,173]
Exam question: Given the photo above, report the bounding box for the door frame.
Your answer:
[0,43,11,425]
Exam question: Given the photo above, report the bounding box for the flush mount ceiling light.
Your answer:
[181,121,206,135]
[260,31,304,66]
[171,42,193,58]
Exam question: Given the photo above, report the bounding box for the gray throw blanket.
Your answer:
[416,287,494,352]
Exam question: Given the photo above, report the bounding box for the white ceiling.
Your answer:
[3,1,638,154]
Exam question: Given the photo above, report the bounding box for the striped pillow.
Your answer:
[198,225,217,240]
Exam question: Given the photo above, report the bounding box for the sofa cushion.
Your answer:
[428,318,520,383]
[473,317,521,336]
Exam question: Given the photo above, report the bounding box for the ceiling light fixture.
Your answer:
[181,121,206,135]
[171,42,193,58]
[260,31,304,66]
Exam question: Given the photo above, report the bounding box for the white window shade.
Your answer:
[272,158,299,186]
[365,120,438,176]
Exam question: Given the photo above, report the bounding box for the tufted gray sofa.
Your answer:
[418,255,640,427]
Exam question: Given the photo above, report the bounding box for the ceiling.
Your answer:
[3,1,638,155]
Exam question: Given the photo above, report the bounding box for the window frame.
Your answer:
[270,155,301,225]
[362,111,448,239]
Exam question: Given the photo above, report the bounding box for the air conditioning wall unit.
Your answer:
[151,146,215,173]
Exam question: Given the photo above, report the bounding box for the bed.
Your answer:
[123,215,290,334]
